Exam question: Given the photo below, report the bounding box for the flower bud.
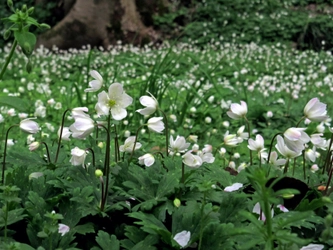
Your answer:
[28,141,40,151]
[173,198,181,208]
[26,60,32,73]
[22,4,27,12]
[95,169,103,178]
[40,23,51,30]
[281,194,294,199]
[322,197,332,204]
[325,214,333,227]
[3,30,11,40]
[7,0,13,9]
[27,7,34,14]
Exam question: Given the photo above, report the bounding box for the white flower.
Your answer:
[169,135,190,154]
[305,147,318,162]
[20,118,40,134]
[147,117,165,133]
[227,101,248,120]
[275,135,302,159]
[173,230,191,248]
[277,204,289,213]
[28,141,40,151]
[95,83,133,120]
[252,202,274,221]
[58,127,71,141]
[224,183,243,192]
[205,117,212,123]
[69,114,95,139]
[284,127,310,152]
[29,172,43,180]
[202,144,213,153]
[182,150,202,168]
[311,133,326,148]
[85,70,103,92]
[311,164,319,173]
[224,131,242,147]
[136,92,158,116]
[248,134,265,153]
[197,150,215,163]
[268,151,286,167]
[70,147,88,167]
[138,153,155,167]
[300,244,324,250]
[119,136,142,153]
[236,125,249,141]
[71,107,90,118]
[58,223,70,236]
[304,98,328,122]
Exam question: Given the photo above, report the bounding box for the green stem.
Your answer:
[54,109,71,163]
[244,116,252,165]
[283,159,290,174]
[295,116,305,128]
[158,108,169,156]
[2,124,19,185]
[85,148,96,167]
[263,198,273,249]
[267,132,283,164]
[323,133,333,174]
[98,124,111,211]
[0,40,18,80]
[4,202,8,242]
[41,142,51,163]
[129,124,145,161]
[181,161,185,185]
[198,192,207,250]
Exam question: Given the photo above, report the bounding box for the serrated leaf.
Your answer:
[95,231,120,250]
[129,212,171,244]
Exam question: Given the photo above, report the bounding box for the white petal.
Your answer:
[173,231,191,248]
[224,183,243,192]
[111,106,127,120]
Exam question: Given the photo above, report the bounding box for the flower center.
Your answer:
[108,99,116,107]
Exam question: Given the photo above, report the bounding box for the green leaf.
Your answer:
[95,231,120,250]
[129,212,171,244]
[74,222,95,235]
[14,30,36,57]
[0,208,26,227]
[0,96,30,112]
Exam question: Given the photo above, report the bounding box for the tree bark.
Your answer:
[36,0,163,50]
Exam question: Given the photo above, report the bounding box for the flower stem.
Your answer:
[114,125,120,162]
[85,148,96,167]
[295,116,306,128]
[54,109,71,163]
[129,124,145,161]
[0,40,18,80]
[198,192,207,250]
[159,108,169,156]
[97,124,111,211]
[181,161,185,185]
[267,132,283,164]
[41,142,51,163]
[2,124,19,185]
[244,116,252,165]
[283,159,290,174]
[323,133,333,174]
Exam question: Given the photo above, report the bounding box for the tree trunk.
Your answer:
[36,0,164,50]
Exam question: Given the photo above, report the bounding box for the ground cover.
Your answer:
[0,40,333,249]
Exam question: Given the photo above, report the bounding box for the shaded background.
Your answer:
[1,0,333,50]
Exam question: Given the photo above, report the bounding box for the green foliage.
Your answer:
[154,0,333,50]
